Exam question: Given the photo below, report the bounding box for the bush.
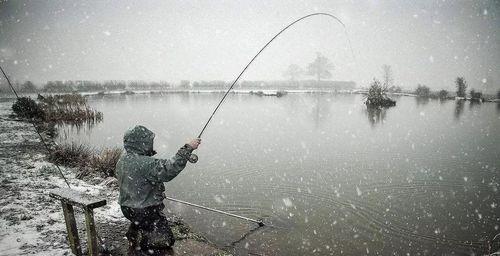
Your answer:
[438,90,449,99]
[415,84,430,98]
[365,79,396,107]
[470,89,483,101]
[12,97,45,119]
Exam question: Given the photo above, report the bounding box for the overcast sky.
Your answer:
[0,0,498,91]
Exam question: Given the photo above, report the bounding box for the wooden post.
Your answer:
[61,202,82,256]
[84,208,99,256]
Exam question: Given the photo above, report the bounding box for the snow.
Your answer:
[0,102,125,255]
[282,198,293,207]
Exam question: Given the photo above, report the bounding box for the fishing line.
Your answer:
[196,12,355,139]
[176,13,356,228]
[0,65,71,188]
[186,12,356,164]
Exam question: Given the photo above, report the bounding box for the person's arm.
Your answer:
[153,138,201,182]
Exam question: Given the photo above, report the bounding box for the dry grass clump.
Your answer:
[38,94,103,124]
[49,143,122,178]
[42,106,103,123]
[48,142,92,167]
[12,94,103,125]
[84,148,122,178]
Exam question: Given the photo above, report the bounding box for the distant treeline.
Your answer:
[0,79,356,93]
[0,80,172,93]
[191,80,356,90]
[412,78,499,101]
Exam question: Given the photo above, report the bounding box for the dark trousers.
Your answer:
[121,204,175,249]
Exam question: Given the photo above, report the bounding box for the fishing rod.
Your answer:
[0,65,71,188]
[165,196,264,226]
[176,13,354,228]
[187,12,355,163]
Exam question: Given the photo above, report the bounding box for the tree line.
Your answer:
[367,64,498,101]
[0,80,172,93]
[414,77,495,101]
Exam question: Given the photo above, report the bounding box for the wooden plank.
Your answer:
[49,188,106,209]
[61,202,82,256]
[84,209,99,256]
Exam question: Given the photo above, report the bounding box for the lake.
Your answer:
[57,93,500,255]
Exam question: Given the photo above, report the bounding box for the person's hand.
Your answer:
[187,138,201,149]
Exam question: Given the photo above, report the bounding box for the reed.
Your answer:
[37,94,103,124]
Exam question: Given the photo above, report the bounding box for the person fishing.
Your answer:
[116,125,201,252]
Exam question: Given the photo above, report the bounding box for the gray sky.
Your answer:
[0,0,498,91]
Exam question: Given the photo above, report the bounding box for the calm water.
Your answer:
[58,93,500,255]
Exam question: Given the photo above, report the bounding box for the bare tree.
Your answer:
[283,64,303,81]
[306,52,334,83]
[381,64,393,88]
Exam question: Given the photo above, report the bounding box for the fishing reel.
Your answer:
[188,153,198,163]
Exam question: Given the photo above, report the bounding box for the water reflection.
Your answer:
[454,100,465,120]
[415,97,430,106]
[365,106,387,126]
[56,119,101,141]
[312,95,332,128]
[469,99,482,109]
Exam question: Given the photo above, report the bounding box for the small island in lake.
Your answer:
[365,79,396,107]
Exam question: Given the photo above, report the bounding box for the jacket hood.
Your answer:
[123,125,155,155]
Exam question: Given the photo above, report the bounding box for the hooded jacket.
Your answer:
[116,125,193,208]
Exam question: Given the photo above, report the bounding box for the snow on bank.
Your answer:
[0,101,125,255]
[0,100,229,256]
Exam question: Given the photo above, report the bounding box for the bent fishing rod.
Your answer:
[0,65,71,188]
[186,12,354,164]
[171,13,354,227]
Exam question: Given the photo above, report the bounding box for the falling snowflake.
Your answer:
[283,197,293,207]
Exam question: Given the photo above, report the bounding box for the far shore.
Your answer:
[1,89,499,102]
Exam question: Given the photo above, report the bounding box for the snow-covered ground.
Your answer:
[0,100,125,255]
[0,100,228,255]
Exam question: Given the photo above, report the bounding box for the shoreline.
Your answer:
[0,100,231,255]
[2,89,498,103]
